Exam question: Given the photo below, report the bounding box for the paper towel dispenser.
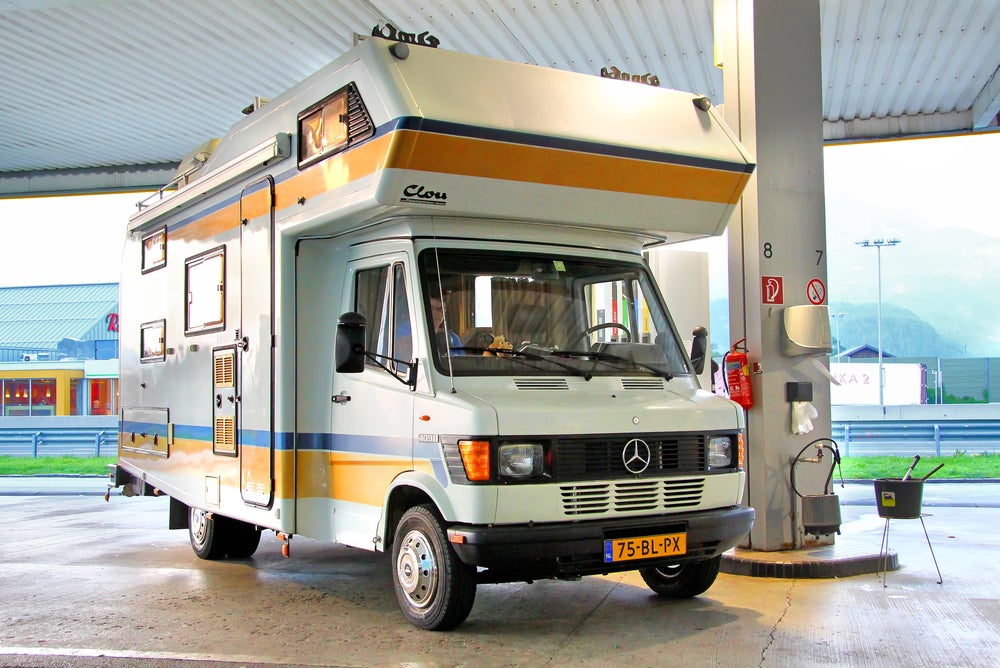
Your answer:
[781,305,833,356]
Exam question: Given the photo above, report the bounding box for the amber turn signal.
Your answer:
[458,440,491,481]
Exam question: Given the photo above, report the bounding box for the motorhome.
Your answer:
[110,36,756,630]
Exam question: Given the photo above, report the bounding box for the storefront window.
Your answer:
[31,379,56,416]
[89,378,117,415]
[70,378,83,415]
[4,379,30,416]
[2,378,55,416]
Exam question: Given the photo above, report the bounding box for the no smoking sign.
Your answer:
[807,278,826,305]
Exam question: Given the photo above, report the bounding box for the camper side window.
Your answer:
[141,227,167,274]
[140,319,166,363]
[354,263,412,376]
[184,246,226,335]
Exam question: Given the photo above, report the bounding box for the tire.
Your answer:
[639,555,722,599]
[188,507,261,560]
[224,518,262,559]
[391,504,476,631]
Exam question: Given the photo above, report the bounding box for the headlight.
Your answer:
[708,436,733,468]
[498,443,544,478]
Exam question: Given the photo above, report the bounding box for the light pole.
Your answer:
[855,238,901,405]
[831,312,845,358]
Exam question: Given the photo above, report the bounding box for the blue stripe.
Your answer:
[120,420,168,436]
[124,423,449,486]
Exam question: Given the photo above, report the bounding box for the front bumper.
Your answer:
[447,505,755,582]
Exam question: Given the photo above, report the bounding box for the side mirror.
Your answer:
[689,326,708,375]
[335,312,367,373]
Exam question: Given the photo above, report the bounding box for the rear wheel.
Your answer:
[188,507,261,560]
[639,555,721,598]
[392,504,476,631]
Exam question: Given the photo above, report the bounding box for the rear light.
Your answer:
[458,439,491,481]
[738,432,745,469]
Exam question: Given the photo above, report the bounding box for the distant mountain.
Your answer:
[826,225,1000,357]
[708,299,963,359]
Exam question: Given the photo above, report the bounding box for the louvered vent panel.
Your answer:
[613,480,660,511]
[214,352,234,387]
[560,478,707,516]
[214,416,235,451]
[560,483,610,515]
[347,84,374,144]
[662,478,705,508]
[514,378,569,390]
[621,378,665,390]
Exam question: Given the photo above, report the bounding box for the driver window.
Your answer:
[354,263,412,376]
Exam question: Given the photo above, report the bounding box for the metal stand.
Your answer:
[878,514,943,587]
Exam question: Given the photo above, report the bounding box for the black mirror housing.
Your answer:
[690,326,708,376]
[336,312,367,373]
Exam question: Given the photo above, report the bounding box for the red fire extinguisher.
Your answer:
[724,338,753,409]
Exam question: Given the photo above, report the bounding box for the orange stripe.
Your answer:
[274,133,393,210]
[169,127,746,243]
[385,129,750,205]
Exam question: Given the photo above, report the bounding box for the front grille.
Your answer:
[556,433,707,479]
[560,477,706,515]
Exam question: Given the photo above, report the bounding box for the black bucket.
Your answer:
[874,478,924,519]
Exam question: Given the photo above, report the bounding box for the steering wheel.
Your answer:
[567,322,631,349]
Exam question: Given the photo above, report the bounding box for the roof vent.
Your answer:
[242,96,270,115]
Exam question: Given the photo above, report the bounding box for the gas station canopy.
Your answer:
[1,0,998,197]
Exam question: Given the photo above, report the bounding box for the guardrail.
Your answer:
[0,427,118,457]
[0,419,997,459]
[832,420,1000,456]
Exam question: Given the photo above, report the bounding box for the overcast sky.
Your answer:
[0,132,998,293]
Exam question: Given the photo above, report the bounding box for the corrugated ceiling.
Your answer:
[0,0,997,196]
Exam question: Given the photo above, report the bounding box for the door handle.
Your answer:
[332,393,351,404]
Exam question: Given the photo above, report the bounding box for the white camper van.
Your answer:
[110,36,755,630]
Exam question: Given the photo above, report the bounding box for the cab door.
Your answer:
[328,256,415,548]
[237,176,275,508]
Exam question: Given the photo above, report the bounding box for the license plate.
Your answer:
[604,532,687,563]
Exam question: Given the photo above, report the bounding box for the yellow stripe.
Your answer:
[385,129,750,204]
[121,437,435,507]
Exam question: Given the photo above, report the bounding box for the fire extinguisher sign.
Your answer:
[761,276,783,305]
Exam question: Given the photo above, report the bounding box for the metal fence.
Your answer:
[832,420,1000,456]
[1,419,998,460]
[0,427,118,457]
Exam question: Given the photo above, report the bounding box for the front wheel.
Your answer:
[639,555,721,598]
[392,504,476,631]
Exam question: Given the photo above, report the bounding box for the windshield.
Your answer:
[419,248,692,378]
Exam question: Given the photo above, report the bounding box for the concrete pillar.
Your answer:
[715,0,833,550]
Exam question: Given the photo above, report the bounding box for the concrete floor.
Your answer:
[0,479,998,667]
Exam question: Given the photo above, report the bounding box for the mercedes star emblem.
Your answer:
[622,438,651,474]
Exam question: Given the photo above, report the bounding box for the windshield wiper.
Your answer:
[552,350,675,381]
[448,346,592,378]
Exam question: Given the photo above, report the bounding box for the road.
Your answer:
[0,477,998,667]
